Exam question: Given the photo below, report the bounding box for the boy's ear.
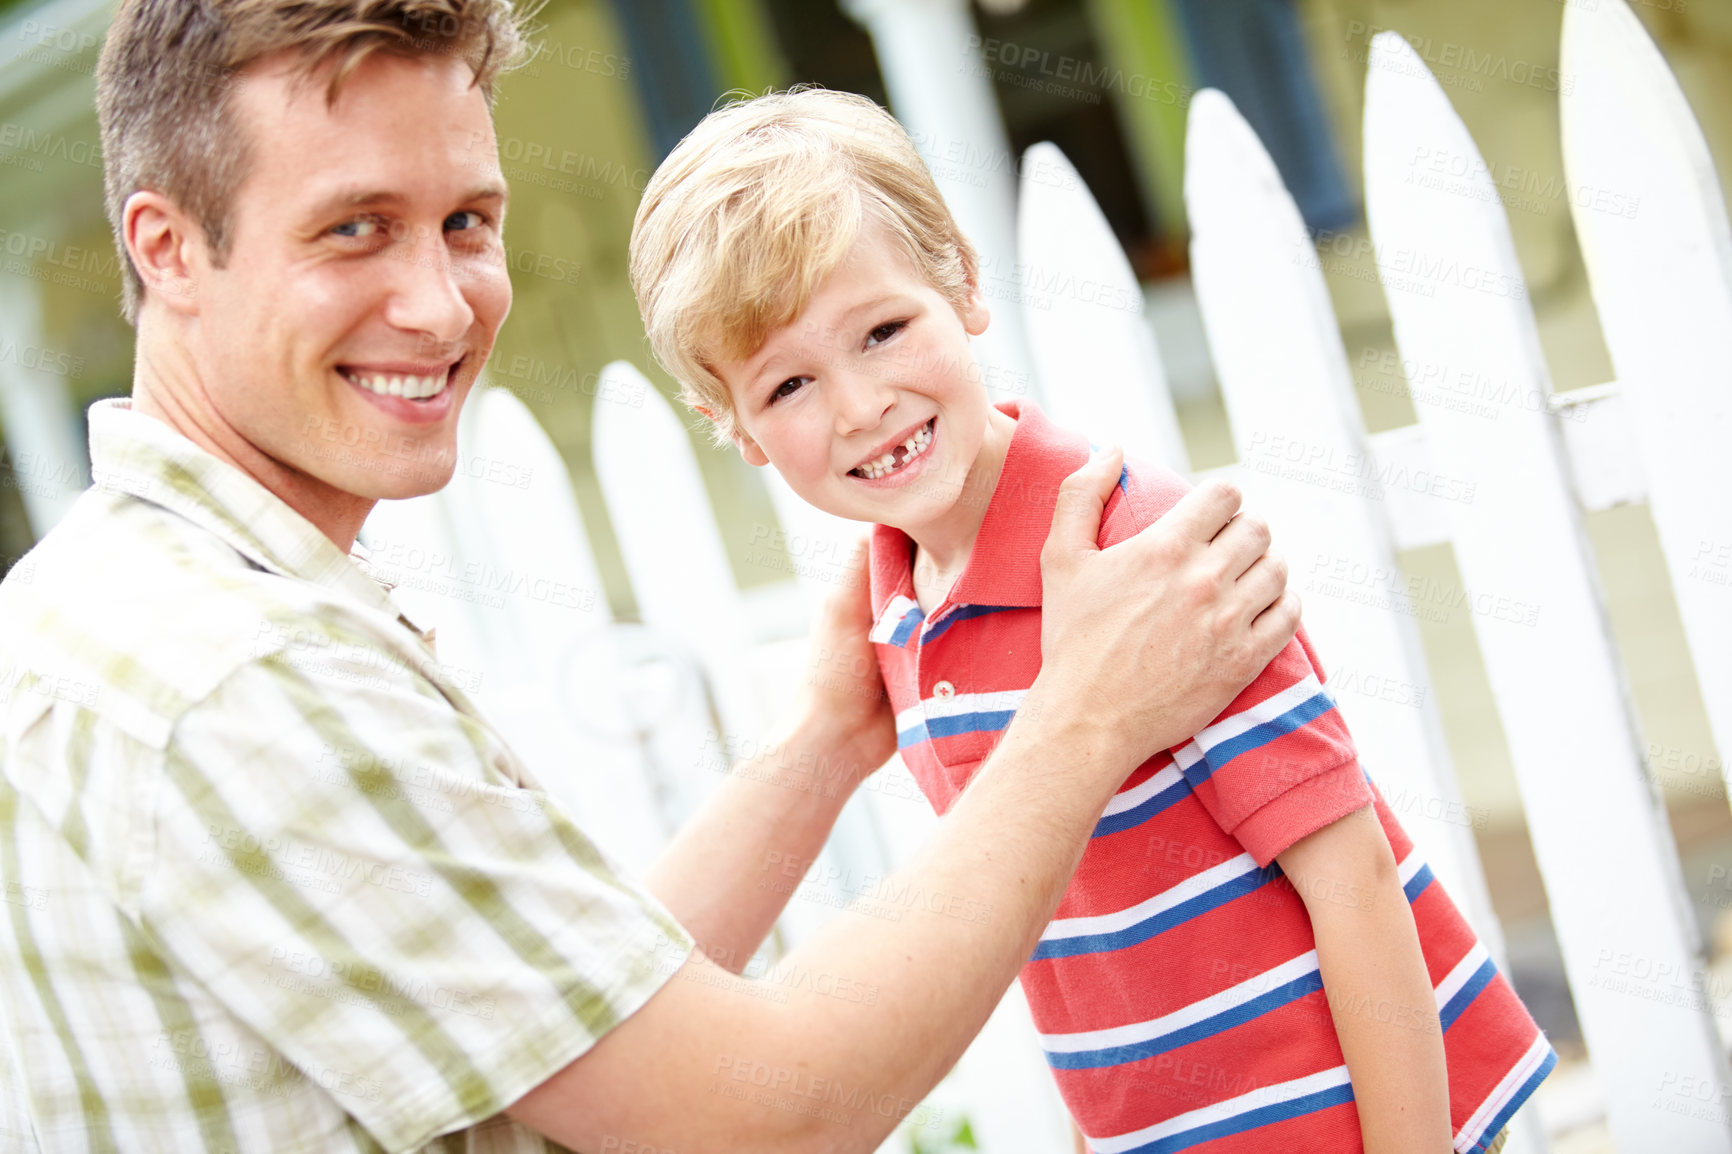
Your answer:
[962,286,991,337]
[695,404,769,467]
[959,256,991,337]
[734,430,770,468]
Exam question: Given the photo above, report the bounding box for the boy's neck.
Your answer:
[907,406,1018,615]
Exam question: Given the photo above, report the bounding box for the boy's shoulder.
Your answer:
[981,400,1193,552]
[1096,453,1194,552]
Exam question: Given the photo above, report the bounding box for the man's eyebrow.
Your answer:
[303,183,509,218]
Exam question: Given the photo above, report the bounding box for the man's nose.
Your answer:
[384,226,476,343]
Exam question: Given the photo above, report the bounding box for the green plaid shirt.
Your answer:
[0,399,693,1152]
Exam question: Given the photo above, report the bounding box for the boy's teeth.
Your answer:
[345,369,448,400]
[853,420,935,480]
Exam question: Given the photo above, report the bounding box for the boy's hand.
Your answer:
[793,537,897,784]
[1035,446,1299,767]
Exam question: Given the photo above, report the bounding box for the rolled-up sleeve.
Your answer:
[142,643,693,1152]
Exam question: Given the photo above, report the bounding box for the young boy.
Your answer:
[629,88,1552,1154]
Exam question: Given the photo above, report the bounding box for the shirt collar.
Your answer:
[868,398,1090,618]
[87,397,405,620]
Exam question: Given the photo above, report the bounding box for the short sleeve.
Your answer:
[1103,459,1372,868]
[140,646,694,1152]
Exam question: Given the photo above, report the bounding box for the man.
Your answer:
[0,0,1299,1150]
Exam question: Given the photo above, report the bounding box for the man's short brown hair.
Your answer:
[95,0,531,323]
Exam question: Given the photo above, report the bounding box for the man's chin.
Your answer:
[316,457,458,505]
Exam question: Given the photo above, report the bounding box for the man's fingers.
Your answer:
[1211,510,1273,582]
[1044,445,1124,570]
[1233,549,1289,627]
[1249,589,1303,659]
[820,535,874,628]
[1164,478,1244,546]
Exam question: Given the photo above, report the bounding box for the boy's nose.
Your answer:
[832,368,896,434]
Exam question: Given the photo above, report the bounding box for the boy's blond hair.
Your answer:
[629,87,979,443]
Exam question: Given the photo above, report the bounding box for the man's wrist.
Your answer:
[770,706,877,797]
[1013,676,1142,785]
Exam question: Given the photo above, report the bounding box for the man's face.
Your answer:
[716,221,994,535]
[190,49,510,500]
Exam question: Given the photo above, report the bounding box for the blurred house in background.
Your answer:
[3,2,1731,1149]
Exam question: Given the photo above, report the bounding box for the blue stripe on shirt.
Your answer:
[887,606,924,648]
[921,603,1019,643]
[1403,862,1436,904]
[1187,691,1338,785]
[1440,957,1498,1032]
[1470,1049,1557,1153]
[1032,863,1281,961]
[1121,1082,1357,1154]
[1093,777,1193,838]
[896,708,1017,750]
[1046,968,1324,1070]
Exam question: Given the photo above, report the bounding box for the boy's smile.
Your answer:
[716,220,1015,563]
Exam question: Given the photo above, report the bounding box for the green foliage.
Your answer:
[910,1114,979,1154]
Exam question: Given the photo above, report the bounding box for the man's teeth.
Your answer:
[344,369,447,400]
[854,421,933,480]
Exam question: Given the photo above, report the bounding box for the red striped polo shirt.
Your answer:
[868,399,1553,1154]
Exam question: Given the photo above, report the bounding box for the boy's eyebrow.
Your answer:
[741,291,915,392]
[841,293,903,320]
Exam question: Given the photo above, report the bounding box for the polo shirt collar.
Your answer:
[868,398,1090,619]
[87,397,403,619]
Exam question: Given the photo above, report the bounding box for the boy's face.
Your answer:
[716,222,994,534]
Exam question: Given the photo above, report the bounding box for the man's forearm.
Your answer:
[761,683,1126,1110]
[645,710,867,972]
[513,681,1134,1154]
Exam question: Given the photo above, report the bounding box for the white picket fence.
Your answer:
[361,2,1732,1150]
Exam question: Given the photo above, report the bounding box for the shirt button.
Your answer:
[933,680,955,698]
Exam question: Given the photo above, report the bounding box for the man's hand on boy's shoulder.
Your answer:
[1035,446,1299,768]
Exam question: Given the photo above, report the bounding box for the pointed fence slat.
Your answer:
[1561,0,1732,786]
[592,362,764,750]
[1183,89,1500,949]
[1017,142,1190,472]
[0,279,86,537]
[1364,30,1732,1151]
[360,385,671,871]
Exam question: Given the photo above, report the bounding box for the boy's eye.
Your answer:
[865,321,905,348]
[445,210,488,232]
[770,377,810,403]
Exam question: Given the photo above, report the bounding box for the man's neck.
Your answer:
[905,406,1017,615]
[131,336,375,554]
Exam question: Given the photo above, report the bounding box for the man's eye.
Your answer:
[331,217,382,239]
[865,321,905,348]
[771,377,809,403]
[445,210,488,232]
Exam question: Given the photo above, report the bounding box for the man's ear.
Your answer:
[123,190,206,316]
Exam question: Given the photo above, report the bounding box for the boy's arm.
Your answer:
[1277,803,1453,1154]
